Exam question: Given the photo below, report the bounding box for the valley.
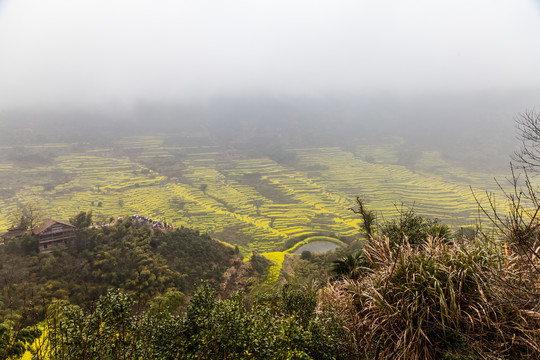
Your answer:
[0,134,505,256]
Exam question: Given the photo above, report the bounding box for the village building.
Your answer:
[1,219,77,253]
[0,225,29,240]
[32,219,76,252]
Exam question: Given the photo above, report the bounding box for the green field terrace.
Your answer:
[0,135,511,253]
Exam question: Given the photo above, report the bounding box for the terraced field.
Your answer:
[0,135,510,260]
[293,146,500,226]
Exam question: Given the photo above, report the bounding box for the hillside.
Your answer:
[0,134,505,253]
[0,221,271,324]
[1,113,539,359]
[3,227,539,360]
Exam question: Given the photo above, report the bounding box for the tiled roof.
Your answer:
[1,227,29,239]
[32,219,75,235]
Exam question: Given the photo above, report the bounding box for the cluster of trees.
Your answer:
[0,218,247,327]
[18,283,347,360]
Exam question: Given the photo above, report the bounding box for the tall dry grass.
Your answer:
[318,235,540,360]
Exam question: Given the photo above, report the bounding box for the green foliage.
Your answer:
[0,321,41,360]
[179,281,344,359]
[0,221,237,323]
[54,289,135,359]
[69,211,92,229]
[289,240,364,284]
[279,283,318,325]
[16,216,31,232]
[3,233,38,256]
[40,282,346,360]
[19,234,38,255]
[379,206,450,246]
[148,289,185,316]
[330,250,369,280]
[47,290,138,359]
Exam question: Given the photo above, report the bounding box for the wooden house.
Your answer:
[32,219,76,252]
[1,225,29,241]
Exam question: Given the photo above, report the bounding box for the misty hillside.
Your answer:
[1,91,536,168]
[1,93,532,255]
[2,1,540,359]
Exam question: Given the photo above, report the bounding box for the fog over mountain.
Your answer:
[1,0,540,109]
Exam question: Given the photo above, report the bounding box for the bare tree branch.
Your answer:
[512,110,540,172]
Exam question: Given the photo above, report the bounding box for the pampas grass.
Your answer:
[319,235,540,360]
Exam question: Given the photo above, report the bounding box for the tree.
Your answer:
[199,184,208,194]
[46,289,136,360]
[472,165,540,275]
[43,282,345,360]
[479,109,540,275]
[11,202,43,230]
[20,233,38,255]
[148,289,185,316]
[513,110,540,171]
[69,211,92,229]
[379,206,450,246]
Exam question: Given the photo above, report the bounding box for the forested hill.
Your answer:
[0,220,269,325]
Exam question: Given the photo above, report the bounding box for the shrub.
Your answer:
[379,207,450,246]
[300,250,312,260]
[0,321,41,359]
[330,250,369,280]
[320,235,540,360]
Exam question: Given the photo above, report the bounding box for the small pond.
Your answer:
[293,241,340,254]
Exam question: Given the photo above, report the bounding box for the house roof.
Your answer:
[32,219,75,235]
[1,227,29,239]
